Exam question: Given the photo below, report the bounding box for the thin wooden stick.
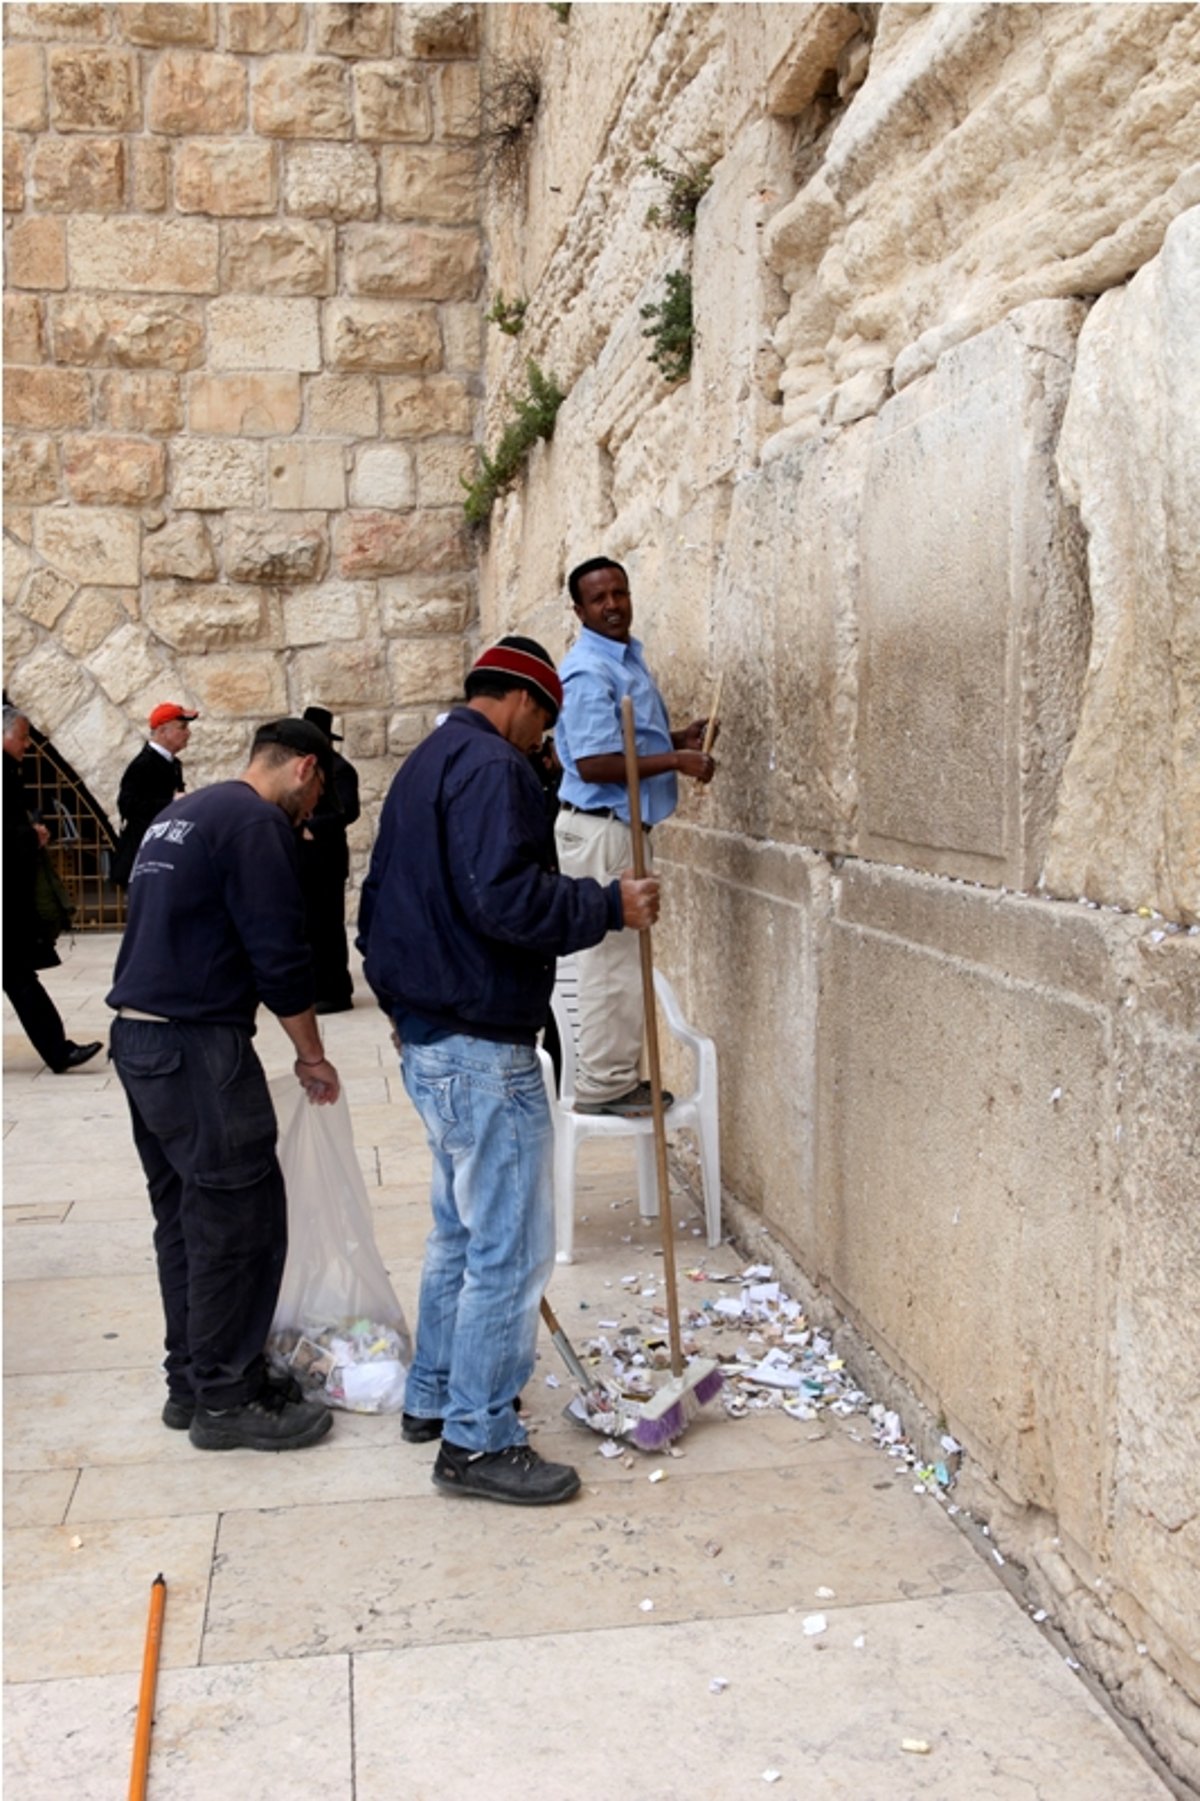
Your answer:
[621,695,683,1378]
[701,673,723,756]
[128,1573,166,1801]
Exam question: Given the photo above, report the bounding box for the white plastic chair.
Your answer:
[542,957,721,1264]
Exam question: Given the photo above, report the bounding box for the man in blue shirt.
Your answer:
[555,557,717,1115]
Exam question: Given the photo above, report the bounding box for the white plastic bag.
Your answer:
[267,1077,411,1413]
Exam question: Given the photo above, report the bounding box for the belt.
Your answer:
[116,1006,171,1022]
[561,802,651,832]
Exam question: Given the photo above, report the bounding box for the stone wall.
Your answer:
[3,0,484,855]
[474,3,1200,1782]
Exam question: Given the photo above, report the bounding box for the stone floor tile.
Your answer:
[351,1592,1169,1800]
[2,1217,156,1282]
[4,1274,164,1375]
[4,1655,353,1801]
[4,1468,79,1529]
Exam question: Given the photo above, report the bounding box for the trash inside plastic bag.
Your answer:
[267,1078,411,1413]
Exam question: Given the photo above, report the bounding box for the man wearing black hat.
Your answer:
[297,706,361,1014]
[359,637,661,1507]
[110,701,199,888]
[107,718,341,1454]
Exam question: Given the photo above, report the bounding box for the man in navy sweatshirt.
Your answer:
[108,718,341,1453]
[358,637,661,1506]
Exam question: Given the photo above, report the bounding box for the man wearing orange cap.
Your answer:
[110,702,199,888]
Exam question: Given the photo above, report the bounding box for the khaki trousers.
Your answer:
[554,809,652,1105]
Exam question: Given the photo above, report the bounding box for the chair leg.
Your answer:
[635,1132,658,1221]
[554,1123,577,1264]
[698,1111,721,1247]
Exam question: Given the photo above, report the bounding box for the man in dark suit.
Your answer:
[297,706,361,1014]
[110,702,198,887]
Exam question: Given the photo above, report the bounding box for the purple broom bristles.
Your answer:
[630,1361,724,1451]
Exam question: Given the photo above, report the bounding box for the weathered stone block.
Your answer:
[220,220,333,296]
[225,512,329,584]
[119,5,215,47]
[386,635,466,707]
[2,534,34,603]
[6,5,107,39]
[51,296,206,370]
[177,649,287,715]
[86,620,167,707]
[380,145,477,224]
[207,296,321,372]
[48,49,140,132]
[141,513,216,580]
[858,302,1090,888]
[2,610,40,679]
[63,434,166,506]
[379,573,473,636]
[226,5,305,54]
[3,434,58,506]
[30,137,125,212]
[306,373,379,437]
[430,61,479,141]
[379,373,471,438]
[1046,208,1200,925]
[175,140,276,216]
[147,52,245,135]
[415,440,473,509]
[282,580,368,646]
[7,217,67,289]
[267,442,346,510]
[314,4,393,59]
[67,218,218,294]
[292,638,392,707]
[58,586,131,657]
[4,133,26,212]
[349,443,414,509]
[4,294,44,365]
[336,508,469,577]
[144,580,266,652]
[35,507,139,585]
[283,144,377,221]
[188,372,301,437]
[5,638,94,741]
[4,44,47,133]
[324,299,441,372]
[253,57,352,139]
[440,301,482,372]
[345,224,480,300]
[131,140,170,211]
[98,372,183,435]
[352,65,431,141]
[172,439,262,511]
[398,3,478,60]
[5,369,90,430]
[15,564,76,628]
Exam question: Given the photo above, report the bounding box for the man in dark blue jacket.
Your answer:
[108,718,341,1454]
[359,637,660,1506]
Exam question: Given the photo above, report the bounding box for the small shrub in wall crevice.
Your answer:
[461,360,566,529]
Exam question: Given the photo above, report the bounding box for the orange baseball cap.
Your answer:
[148,703,199,729]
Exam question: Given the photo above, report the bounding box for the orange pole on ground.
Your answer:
[128,1573,166,1801]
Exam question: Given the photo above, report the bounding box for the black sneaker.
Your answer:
[402,1395,522,1444]
[432,1440,580,1506]
[162,1394,194,1430]
[189,1385,331,1452]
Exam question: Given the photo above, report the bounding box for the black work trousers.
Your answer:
[110,1017,287,1410]
[3,957,70,1071]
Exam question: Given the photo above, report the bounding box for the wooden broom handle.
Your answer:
[621,696,683,1377]
[701,673,723,757]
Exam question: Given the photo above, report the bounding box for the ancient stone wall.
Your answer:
[3,1,483,855]
[474,3,1200,1781]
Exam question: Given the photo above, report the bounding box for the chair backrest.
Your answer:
[549,956,582,1104]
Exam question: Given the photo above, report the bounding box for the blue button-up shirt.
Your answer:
[556,629,677,826]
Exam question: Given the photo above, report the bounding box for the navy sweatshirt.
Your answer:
[107,781,314,1028]
[358,707,622,1043]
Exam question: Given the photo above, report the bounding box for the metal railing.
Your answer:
[23,730,126,931]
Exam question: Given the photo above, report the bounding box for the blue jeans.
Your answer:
[400,1033,554,1453]
[110,1017,286,1410]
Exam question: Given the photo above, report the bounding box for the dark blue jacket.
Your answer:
[358,707,622,1043]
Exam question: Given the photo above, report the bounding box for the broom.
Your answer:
[621,695,723,1449]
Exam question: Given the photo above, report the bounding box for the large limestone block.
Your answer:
[385,635,466,707]
[175,140,276,216]
[13,565,75,629]
[226,6,305,54]
[63,434,166,507]
[398,4,478,60]
[207,297,321,371]
[380,374,471,438]
[119,6,215,48]
[858,302,1090,887]
[307,374,379,438]
[220,221,334,297]
[50,296,205,370]
[3,435,59,506]
[816,865,1129,1554]
[430,63,479,142]
[6,217,67,288]
[98,373,183,435]
[188,373,301,437]
[282,581,370,647]
[414,440,473,509]
[5,6,107,41]
[141,514,216,581]
[344,224,481,300]
[1112,941,1200,1677]
[379,573,474,636]
[57,586,134,658]
[6,638,94,737]
[172,439,262,511]
[324,300,441,373]
[4,44,48,133]
[252,57,352,140]
[66,218,219,295]
[144,580,268,653]
[268,442,346,510]
[47,687,138,796]
[381,146,477,224]
[292,639,393,708]
[349,444,414,510]
[335,508,469,577]
[30,137,124,212]
[177,649,287,717]
[4,369,89,431]
[284,145,378,222]
[34,507,138,585]
[4,294,44,365]
[147,52,246,135]
[131,140,169,211]
[4,131,26,212]
[47,48,140,132]
[224,513,329,584]
[352,65,431,142]
[1044,207,1200,924]
[314,4,394,59]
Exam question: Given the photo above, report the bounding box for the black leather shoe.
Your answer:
[433,1441,580,1506]
[57,1041,102,1072]
[162,1395,194,1430]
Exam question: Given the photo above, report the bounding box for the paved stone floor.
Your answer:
[3,935,1173,1799]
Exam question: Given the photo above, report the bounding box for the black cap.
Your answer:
[302,705,343,742]
[252,716,337,786]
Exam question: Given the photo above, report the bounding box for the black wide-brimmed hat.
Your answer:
[302,705,343,742]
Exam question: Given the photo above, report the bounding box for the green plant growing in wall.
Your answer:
[485,292,529,337]
[462,360,566,529]
[641,270,694,385]
[643,153,714,235]
[547,1,571,19]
